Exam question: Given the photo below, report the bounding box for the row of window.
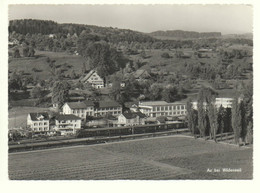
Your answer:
[33,122,48,126]
[99,107,121,111]
[96,111,121,116]
[58,120,79,124]
[152,111,186,117]
[58,124,79,128]
[33,127,48,131]
[152,105,186,111]
[72,109,93,113]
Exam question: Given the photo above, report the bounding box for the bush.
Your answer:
[161,52,171,58]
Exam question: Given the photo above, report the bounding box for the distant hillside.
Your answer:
[149,30,222,39]
[222,33,253,39]
[9,19,155,44]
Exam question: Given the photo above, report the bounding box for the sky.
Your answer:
[9,5,253,34]
[9,4,253,35]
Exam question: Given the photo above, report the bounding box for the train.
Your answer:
[76,122,187,138]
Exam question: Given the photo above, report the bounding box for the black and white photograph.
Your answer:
[1,0,258,186]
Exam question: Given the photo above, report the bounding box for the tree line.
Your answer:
[186,87,253,145]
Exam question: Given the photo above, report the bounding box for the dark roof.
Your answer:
[80,70,103,82]
[122,111,146,119]
[66,101,94,109]
[29,112,49,121]
[133,69,150,79]
[55,114,81,121]
[156,116,167,123]
[97,100,121,108]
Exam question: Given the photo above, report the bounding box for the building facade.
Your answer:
[94,101,122,117]
[62,100,122,120]
[80,70,104,89]
[27,112,50,133]
[138,101,187,118]
[118,111,146,126]
[62,101,95,120]
[54,114,81,135]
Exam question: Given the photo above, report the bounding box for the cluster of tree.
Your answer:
[219,48,252,60]
[186,87,253,145]
[185,62,219,80]
[77,31,128,77]
[146,84,186,102]
[51,81,71,108]
[11,46,35,58]
[161,52,171,58]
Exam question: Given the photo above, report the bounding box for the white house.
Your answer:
[118,111,146,126]
[62,101,95,120]
[54,114,82,135]
[27,112,50,133]
[62,100,122,119]
[80,70,104,89]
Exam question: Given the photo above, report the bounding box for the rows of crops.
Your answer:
[9,136,253,180]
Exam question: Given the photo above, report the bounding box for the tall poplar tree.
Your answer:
[232,98,241,144]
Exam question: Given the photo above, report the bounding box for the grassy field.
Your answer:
[9,50,86,80]
[8,106,51,129]
[9,135,252,180]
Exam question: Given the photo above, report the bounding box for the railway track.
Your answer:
[9,128,190,153]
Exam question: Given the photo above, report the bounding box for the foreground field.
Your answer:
[9,135,252,180]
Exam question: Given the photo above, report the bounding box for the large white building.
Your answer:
[138,101,187,118]
[62,100,122,120]
[27,112,50,133]
[62,101,95,120]
[192,98,236,109]
[94,101,122,117]
[80,70,104,89]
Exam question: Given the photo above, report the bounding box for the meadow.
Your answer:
[9,135,252,180]
[9,50,86,80]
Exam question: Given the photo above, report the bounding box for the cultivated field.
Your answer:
[9,135,253,180]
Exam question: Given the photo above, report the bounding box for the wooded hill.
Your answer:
[149,30,222,39]
[9,19,155,44]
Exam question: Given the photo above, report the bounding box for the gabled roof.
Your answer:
[157,116,167,123]
[97,100,121,108]
[133,69,150,79]
[55,114,81,121]
[29,112,49,121]
[122,111,146,119]
[65,101,94,109]
[80,70,102,82]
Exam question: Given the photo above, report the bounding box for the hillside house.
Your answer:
[27,112,50,134]
[80,70,104,89]
[54,114,82,135]
[118,111,146,126]
[62,101,95,120]
[133,69,151,81]
[138,101,187,118]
